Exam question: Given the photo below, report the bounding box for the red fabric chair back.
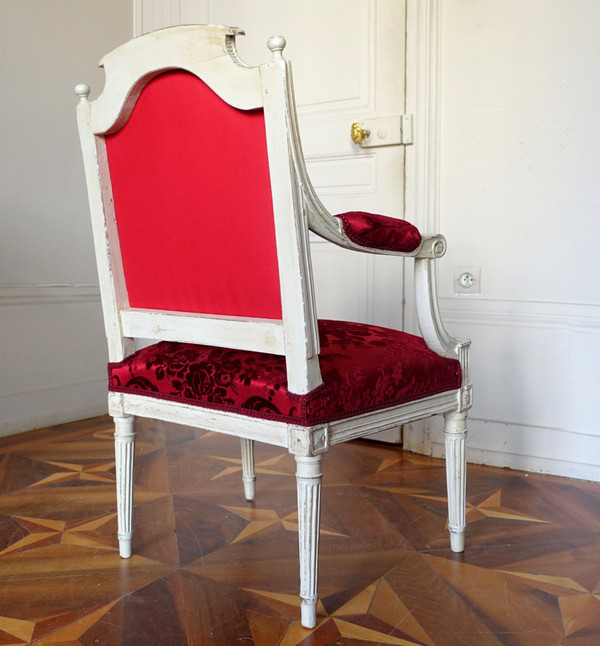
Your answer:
[105,70,283,320]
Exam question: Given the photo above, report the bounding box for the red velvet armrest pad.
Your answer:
[335,211,421,253]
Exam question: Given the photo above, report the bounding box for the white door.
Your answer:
[137,0,409,330]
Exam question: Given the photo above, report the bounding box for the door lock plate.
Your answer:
[351,115,413,148]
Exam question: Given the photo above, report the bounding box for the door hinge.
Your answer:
[351,114,413,148]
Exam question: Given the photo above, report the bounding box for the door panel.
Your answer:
[205,0,407,328]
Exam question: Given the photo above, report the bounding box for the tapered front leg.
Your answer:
[444,411,468,552]
[114,415,136,558]
[295,455,323,629]
[241,438,255,501]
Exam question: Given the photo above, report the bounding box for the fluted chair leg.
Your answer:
[295,454,323,629]
[114,415,136,558]
[444,411,468,552]
[241,438,256,501]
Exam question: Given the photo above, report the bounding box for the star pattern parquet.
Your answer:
[0,416,599,645]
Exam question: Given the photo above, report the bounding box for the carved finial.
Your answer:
[267,35,286,60]
[75,83,91,102]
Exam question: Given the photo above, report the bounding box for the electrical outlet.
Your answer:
[454,266,481,295]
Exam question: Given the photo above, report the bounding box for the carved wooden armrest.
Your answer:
[301,184,446,259]
[301,185,468,377]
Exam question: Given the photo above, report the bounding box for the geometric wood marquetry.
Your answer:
[1,416,599,645]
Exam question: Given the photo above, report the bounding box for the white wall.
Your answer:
[405,1,600,481]
[3,1,599,483]
[0,1,133,435]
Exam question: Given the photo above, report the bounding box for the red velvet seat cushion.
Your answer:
[335,211,422,253]
[108,320,461,426]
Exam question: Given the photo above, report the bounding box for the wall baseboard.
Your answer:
[0,284,108,437]
[1,379,107,438]
[404,417,600,482]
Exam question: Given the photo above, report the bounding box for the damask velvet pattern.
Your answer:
[108,320,461,426]
[335,211,422,253]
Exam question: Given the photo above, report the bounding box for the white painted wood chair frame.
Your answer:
[76,25,471,630]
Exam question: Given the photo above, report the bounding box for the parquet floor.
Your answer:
[0,417,599,645]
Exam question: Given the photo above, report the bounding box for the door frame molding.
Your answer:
[402,0,443,451]
[405,0,441,237]
[402,0,442,335]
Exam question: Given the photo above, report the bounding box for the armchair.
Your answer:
[76,25,471,630]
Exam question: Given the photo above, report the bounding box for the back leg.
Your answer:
[241,438,255,501]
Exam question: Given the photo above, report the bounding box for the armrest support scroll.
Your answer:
[414,257,457,357]
[415,256,472,409]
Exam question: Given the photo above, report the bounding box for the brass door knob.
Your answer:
[351,122,370,145]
